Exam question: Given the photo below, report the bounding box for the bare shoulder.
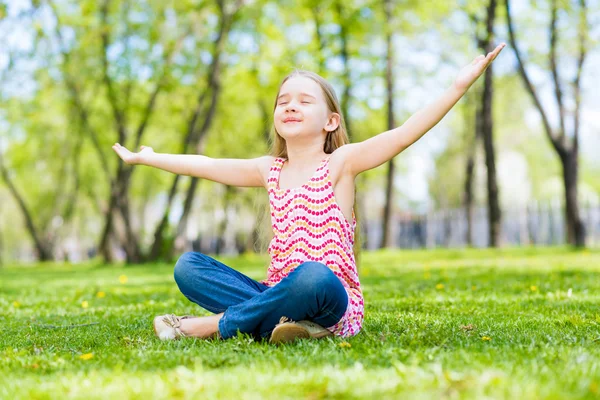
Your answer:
[328,144,358,186]
[255,155,277,189]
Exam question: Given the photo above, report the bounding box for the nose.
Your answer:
[285,100,297,112]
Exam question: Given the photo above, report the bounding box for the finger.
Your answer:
[472,55,485,65]
[490,47,503,62]
[492,43,505,57]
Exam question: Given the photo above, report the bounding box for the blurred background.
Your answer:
[0,0,598,265]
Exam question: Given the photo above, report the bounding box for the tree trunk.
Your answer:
[172,60,226,253]
[561,150,585,247]
[215,186,235,255]
[481,63,501,247]
[504,0,587,247]
[480,0,501,247]
[115,171,144,263]
[148,3,234,260]
[381,161,395,248]
[463,89,480,246]
[380,0,395,249]
[0,163,53,261]
[464,140,476,246]
[173,176,201,256]
[335,0,353,140]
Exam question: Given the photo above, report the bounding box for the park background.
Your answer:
[1,0,600,399]
[0,0,599,264]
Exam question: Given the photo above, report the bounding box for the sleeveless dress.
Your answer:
[259,156,364,337]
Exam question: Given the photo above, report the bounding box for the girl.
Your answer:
[112,43,505,343]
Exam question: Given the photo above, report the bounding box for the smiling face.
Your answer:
[273,76,339,143]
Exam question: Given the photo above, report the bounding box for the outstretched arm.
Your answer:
[111,143,273,188]
[342,43,506,176]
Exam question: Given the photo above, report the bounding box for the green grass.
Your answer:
[1,247,599,399]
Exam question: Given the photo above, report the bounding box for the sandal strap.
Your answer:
[277,316,294,326]
[162,314,187,338]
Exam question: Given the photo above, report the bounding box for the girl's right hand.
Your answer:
[112,143,155,165]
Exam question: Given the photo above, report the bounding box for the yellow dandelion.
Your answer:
[96,291,106,298]
[424,272,431,279]
[482,336,492,341]
[81,301,89,309]
[436,283,445,290]
[338,342,351,348]
[530,285,537,292]
[471,286,477,291]
[12,301,20,308]
[79,353,94,360]
[119,275,128,284]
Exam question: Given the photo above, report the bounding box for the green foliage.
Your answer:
[1,248,599,398]
[0,0,598,261]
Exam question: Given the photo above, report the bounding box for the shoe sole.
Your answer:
[269,323,333,344]
[270,324,310,344]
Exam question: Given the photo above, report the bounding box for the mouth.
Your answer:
[283,118,302,123]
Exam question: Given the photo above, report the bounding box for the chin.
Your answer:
[278,127,306,139]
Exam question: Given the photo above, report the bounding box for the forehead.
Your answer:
[279,76,324,99]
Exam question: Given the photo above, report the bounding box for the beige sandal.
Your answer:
[153,314,194,340]
[269,316,333,344]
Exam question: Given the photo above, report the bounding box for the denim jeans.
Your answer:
[173,252,349,340]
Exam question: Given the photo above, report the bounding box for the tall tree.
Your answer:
[462,90,479,246]
[380,0,396,248]
[151,0,243,259]
[334,0,353,141]
[0,49,52,260]
[0,13,84,262]
[480,0,502,246]
[48,0,192,262]
[505,0,588,247]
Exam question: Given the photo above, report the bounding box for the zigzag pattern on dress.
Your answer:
[260,156,364,338]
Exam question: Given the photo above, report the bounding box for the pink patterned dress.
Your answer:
[259,156,364,337]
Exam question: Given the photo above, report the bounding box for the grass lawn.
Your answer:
[1,247,599,399]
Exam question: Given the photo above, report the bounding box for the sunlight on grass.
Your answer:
[1,248,599,399]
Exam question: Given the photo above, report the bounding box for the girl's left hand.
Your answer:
[453,43,506,92]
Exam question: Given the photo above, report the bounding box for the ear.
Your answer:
[324,113,341,132]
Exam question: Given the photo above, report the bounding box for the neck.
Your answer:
[285,142,327,166]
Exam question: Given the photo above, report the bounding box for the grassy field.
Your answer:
[1,247,599,399]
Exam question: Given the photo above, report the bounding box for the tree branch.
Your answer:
[47,0,112,182]
[504,0,563,155]
[132,27,191,150]
[0,155,51,260]
[572,0,588,153]
[100,0,128,144]
[549,0,566,146]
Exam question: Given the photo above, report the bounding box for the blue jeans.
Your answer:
[173,252,349,340]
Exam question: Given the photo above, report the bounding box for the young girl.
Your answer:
[112,43,505,343]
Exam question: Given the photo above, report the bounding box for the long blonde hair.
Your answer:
[267,69,362,265]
